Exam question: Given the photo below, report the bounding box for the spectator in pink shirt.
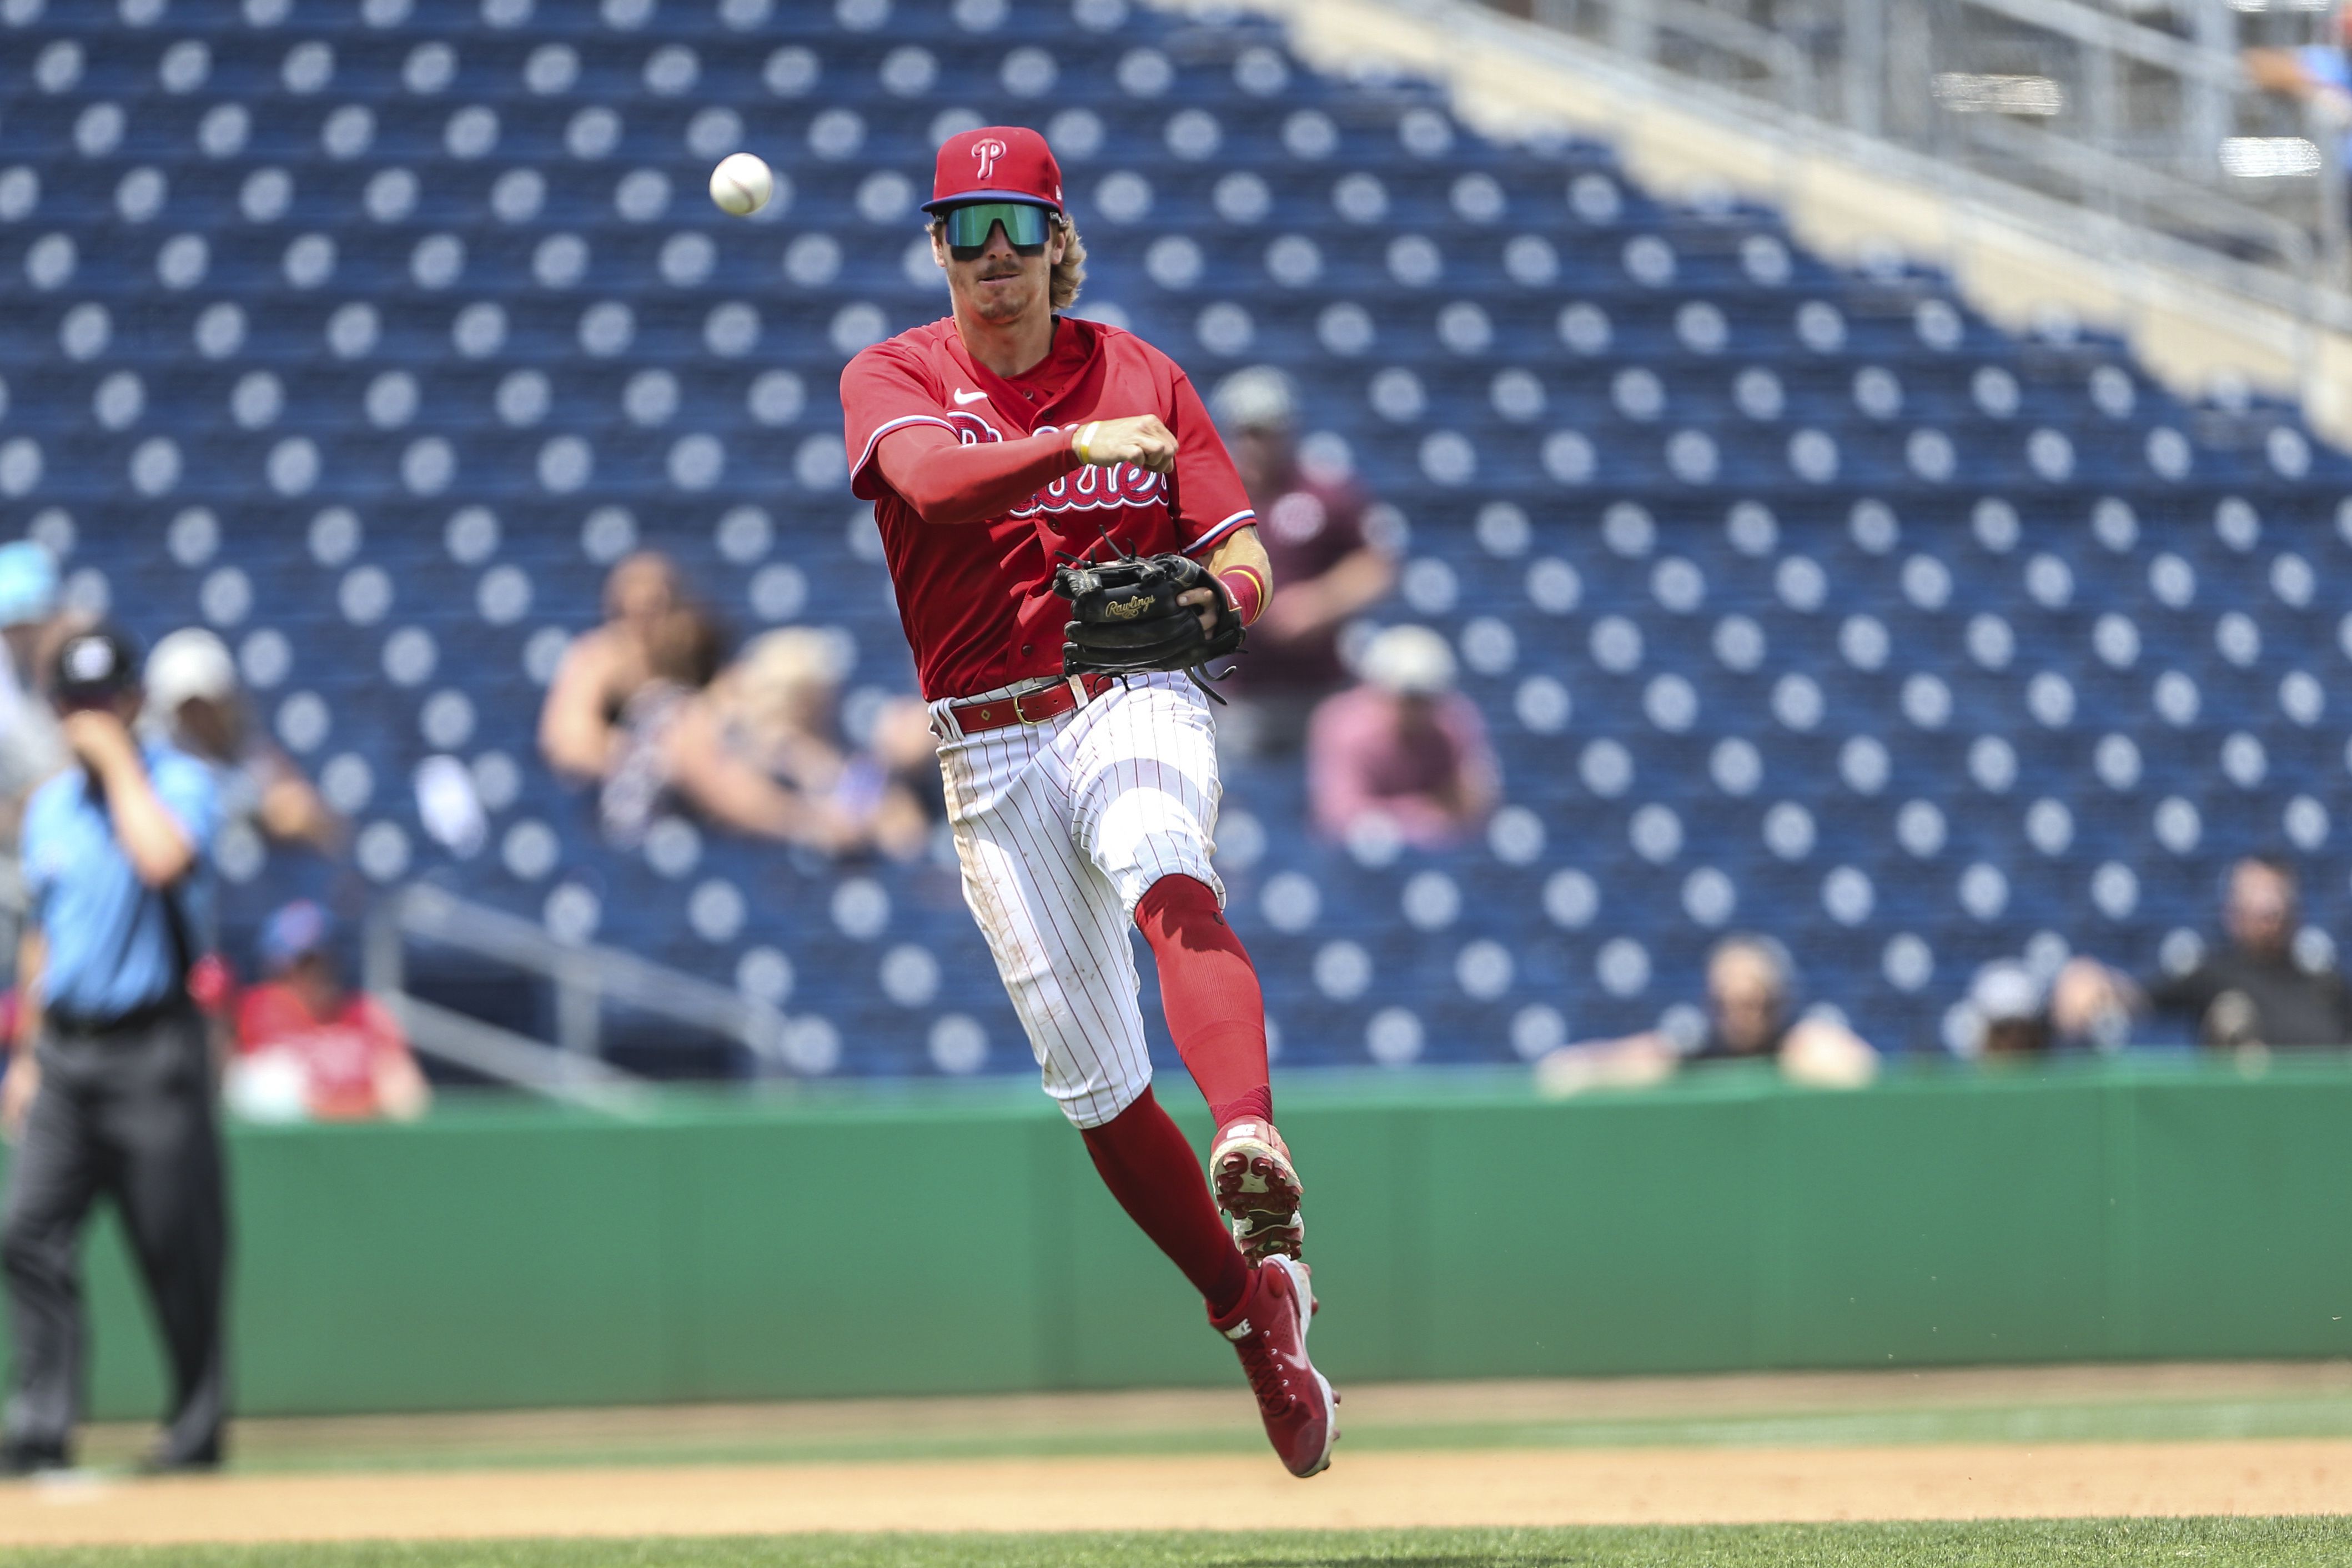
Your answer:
[1307,625,1498,848]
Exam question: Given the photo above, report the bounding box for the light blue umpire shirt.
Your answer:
[21,742,220,1022]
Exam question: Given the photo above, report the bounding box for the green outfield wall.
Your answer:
[6,1059,2350,1421]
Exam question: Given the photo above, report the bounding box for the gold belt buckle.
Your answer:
[1014,675,1089,725]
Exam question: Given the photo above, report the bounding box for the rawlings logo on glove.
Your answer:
[1054,549,1245,700]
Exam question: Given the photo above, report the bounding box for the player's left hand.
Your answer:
[1177,586,1223,638]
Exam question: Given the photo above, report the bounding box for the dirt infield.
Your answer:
[65,1359,2352,1472]
[7,1441,2352,1546]
[11,1365,2352,1547]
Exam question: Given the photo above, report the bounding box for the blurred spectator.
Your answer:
[2054,855,2352,1051]
[2245,16,2352,156]
[1307,625,1497,848]
[1536,936,1878,1094]
[1959,961,2053,1058]
[229,902,428,1123]
[594,601,725,847]
[666,629,933,860]
[0,543,73,847]
[537,551,697,787]
[1209,367,1396,757]
[145,629,341,854]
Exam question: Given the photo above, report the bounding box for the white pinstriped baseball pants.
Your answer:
[929,672,1226,1129]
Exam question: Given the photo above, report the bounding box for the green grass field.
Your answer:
[9,1521,2352,1568]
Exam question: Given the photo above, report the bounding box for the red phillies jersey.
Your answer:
[842,315,1257,700]
[235,983,414,1121]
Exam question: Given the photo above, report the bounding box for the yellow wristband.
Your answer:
[1074,421,1101,464]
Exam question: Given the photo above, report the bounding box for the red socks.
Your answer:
[1135,876,1273,1130]
[1080,1087,1251,1317]
[1074,876,1274,1319]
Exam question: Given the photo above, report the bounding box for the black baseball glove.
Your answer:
[1054,552,1245,696]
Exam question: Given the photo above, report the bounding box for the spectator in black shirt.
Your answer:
[2054,856,2352,1051]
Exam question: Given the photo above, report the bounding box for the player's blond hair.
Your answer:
[1049,215,1086,309]
[928,212,1087,310]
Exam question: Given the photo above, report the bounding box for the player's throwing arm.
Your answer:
[1070,415,1177,473]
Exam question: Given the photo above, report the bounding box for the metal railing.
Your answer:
[1496,0,2350,289]
[362,882,800,1112]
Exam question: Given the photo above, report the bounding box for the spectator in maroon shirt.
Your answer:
[1210,368,1396,757]
[1307,625,1497,849]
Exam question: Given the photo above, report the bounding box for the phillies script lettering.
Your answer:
[941,410,1170,519]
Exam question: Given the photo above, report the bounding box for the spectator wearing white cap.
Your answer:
[1963,961,2053,1058]
[0,542,73,847]
[1209,366,1396,757]
[145,629,340,855]
[1305,625,1497,848]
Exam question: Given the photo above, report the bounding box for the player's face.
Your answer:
[933,212,1066,325]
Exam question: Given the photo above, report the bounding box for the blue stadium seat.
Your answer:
[2,0,2346,1074]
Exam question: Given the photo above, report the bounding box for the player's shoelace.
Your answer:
[1232,1326,1297,1419]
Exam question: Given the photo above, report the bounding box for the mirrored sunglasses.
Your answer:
[942,200,1052,259]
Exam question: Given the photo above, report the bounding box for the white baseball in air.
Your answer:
[708,152,773,217]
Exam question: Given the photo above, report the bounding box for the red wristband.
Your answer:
[1217,565,1267,627]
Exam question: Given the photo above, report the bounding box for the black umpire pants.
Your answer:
[2,1008,228,1466]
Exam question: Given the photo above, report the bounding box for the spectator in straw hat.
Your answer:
[145,627,340,855]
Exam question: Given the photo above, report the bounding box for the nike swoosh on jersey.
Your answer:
[951,388,991,405]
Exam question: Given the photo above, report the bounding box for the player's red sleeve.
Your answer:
[1165,371,1257,559]
[842,343,1081,524]
[875,424,1084,527]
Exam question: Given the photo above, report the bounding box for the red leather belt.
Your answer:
[952,673,1117,734]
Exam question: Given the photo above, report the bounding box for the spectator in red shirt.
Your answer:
[1307,625,1498,849]
[1210,368,1396,757]
[231,902,429,1123]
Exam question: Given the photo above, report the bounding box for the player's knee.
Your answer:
[1120,850,1223,920]
[1062,1069,1153,1130]
[1134,870,1220,928]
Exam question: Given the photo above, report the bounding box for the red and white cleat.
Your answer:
[1209,1118,1305,1264]
[1210,1254,1338,1479]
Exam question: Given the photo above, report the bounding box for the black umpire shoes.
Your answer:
[135,1442,222,1476]
[0,1439,70,1476]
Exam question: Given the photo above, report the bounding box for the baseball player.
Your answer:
[840,127,1335,1477]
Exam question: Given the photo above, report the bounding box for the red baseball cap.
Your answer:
[924,125,1064,215]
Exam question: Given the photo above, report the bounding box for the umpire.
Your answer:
[1,625,226,1474]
